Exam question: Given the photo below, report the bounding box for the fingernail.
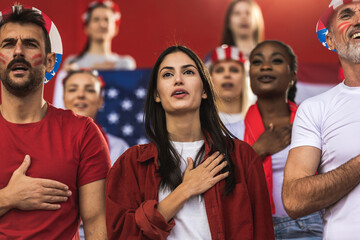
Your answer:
[24,155,30,161]
[67,191,72,196]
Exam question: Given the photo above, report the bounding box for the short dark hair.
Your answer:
[250,40,298,103]
[144,45,236,195]
[0,6,51,54]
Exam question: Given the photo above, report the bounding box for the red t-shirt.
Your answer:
[0,103,110,239]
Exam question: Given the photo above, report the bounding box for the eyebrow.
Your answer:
[0,38,40,47]
[159,64,197,73]
[252,52,286,58]
[338,8,354,17]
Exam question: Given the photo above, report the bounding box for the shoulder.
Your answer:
[48,104,94,131]
[112,54,136,70]
[112,142,156,167]
[299,83,343,109]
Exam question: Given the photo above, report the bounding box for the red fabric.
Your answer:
[244,101,298,214]
[95,121,110,148]
[0,103,110,239]
[106,139,274,240]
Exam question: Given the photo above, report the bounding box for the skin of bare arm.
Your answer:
[80,179,108,240]
[282,146,360,219]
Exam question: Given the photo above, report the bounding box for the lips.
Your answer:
[74,102,88,109]
[257,75,276,83]
[221,82,234,89]
[171,88,189,96]
[10,63,29,71]
[7,58,31,74]
[350,31,360,39]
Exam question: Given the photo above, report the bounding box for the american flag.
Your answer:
[96,69,152,147]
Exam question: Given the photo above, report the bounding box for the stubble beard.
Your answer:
[1,63,45,98]
[334,37,360,64]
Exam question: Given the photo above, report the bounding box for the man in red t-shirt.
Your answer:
[0,5,110,239]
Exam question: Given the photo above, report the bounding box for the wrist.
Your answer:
[0,187,13,213]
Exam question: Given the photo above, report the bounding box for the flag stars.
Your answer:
[107,88,119,99]
[121,99,133,111]
[122,124,134,136]
[108,112,120,124]
[136,112,144,123]
[135,88,146,99]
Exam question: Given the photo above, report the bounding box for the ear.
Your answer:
[154,91,161,102]
[202,90,207,99]
[45,52,56,73]
[326,32,336,51]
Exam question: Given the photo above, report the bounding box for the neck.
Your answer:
[88,38,113,55]
[256,95,289,120]
[165,110,204,142]
[233,35,256,57]
[340,59,360,87]
[217,96,242,114]
[0,84,47,124]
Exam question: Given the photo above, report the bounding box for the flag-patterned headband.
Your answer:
[82,0,121,27]
[0,5,63,84]
[316,0,360,52]
[205,45,246,69]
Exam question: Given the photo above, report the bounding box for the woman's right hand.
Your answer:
[181,152,229,198]
[252,123,292,159]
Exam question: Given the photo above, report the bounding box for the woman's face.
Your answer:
[85,7,118,41]
[229,1,253,38]
[249,43,294,98]
[63,72,103,119]
[211,60,244,102]
[155,51,207,115]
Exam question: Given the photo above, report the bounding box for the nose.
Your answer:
[13,39,24,59]
[76,89,86,99]
[174,73,184,85]
[260,61,272,71]
[224,68,231,78]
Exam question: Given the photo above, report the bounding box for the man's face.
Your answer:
[327,3,360,63]
[0,22,52,96]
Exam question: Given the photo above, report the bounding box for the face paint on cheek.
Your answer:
[31,54,42,60]
[0,53,8,65]
[338,22,351,34]
[33,60,43,66]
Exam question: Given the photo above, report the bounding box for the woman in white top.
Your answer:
[53,0,136,108]
[105,45,274,239]
[206,45,249,137]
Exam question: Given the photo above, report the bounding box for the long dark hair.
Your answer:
[250,40,298,102]
[221,0,264,46]
[69,4,114,64]
[144,45,235,195]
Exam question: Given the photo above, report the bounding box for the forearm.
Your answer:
[0,188,12,217]
[283,155,360,219]
[83,214,107,240]
[157,183,191,222]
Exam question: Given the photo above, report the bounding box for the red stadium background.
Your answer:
[0,0,339,103]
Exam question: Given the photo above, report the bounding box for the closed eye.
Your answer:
[251,59,262,65]
[272,58,284,64]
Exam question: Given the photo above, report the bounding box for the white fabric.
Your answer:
[53,53,136,109]
[107,133,129,165]
[219,112,244,124]
[294,81,335,104]
[158,140,211,240]
[228,120,289,217]
[291,81,360,240]
[224,119,245,140]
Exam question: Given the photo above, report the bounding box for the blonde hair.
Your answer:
[222,0,265,45]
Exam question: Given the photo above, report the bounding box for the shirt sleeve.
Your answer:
[242,143,275,240]
[105,147,174,240]
[78,119,111,187]
[290,99,323,150]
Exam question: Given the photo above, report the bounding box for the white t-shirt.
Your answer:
[53,53,136,109]
[107,133,129,165]
[291,81,360,240]
[233,121,289,217]
[158,140,211,240]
